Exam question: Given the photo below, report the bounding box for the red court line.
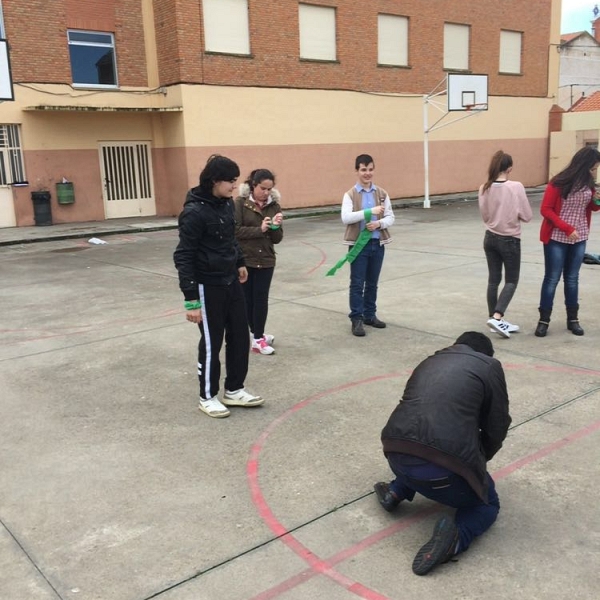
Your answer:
[247,376,600,600]
[300,241,327,275]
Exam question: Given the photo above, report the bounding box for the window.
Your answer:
[378,14,408,66]
[68,30,118,88]
[444,23,470,71]
[202,0,250,55]
[299,4,336,61]
[0,125,26,185]
[499,30,522,74]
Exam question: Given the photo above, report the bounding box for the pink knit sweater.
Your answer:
[478,180,532,237]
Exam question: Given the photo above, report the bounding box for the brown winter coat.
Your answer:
[234,183,283,269]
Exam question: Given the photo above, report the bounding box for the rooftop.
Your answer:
[570,90,600,112]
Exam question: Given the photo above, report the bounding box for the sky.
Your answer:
[562,0,599,33]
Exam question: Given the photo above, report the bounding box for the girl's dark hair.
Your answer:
[551,146,600,198]
[245,168,275,189]
[198,155,240,194]
[482,150,513,193]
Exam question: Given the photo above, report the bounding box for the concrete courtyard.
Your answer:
[0,197,598,600]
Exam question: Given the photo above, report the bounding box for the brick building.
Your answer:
[0,0,561,227]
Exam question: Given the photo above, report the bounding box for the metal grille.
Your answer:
[101,143,152,201]
[0,124,26,185]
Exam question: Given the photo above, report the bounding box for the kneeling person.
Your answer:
[375,331,511,575]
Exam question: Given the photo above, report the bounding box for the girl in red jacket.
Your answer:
[535,147,600,337]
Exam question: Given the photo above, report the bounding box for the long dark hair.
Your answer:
[245,168,275,190]
[198,155,240,194]
[551,146,600,198]
[482,150,513,193]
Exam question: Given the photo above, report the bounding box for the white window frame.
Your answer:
[0,124,26,185]
[378,14,409,67]
[444,23,470,71]
[499,30,522,74]
[202,0,250,55]
[68,30,118,89]
[299,4,337,61]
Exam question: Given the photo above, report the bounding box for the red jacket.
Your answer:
[539,182,600,243]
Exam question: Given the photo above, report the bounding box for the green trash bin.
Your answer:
[56,182,75,205]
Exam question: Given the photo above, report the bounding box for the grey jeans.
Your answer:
[483,230,521,317]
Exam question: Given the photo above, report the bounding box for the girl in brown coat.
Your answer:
[234,169,283,354]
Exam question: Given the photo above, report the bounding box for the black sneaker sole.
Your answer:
[412,517,459,576]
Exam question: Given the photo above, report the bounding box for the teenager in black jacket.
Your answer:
[376,331,511,575]
[174,155,263,418]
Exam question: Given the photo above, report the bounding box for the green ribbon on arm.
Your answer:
[326,208,373,277]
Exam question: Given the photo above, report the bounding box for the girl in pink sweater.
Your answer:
[478,151,532,338]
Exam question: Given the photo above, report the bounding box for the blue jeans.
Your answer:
[348,239,385,320]
[483,231,521,317]
[540,240,586,310]
[387,454,500,554]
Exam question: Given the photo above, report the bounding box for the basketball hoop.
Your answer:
[422,73,489,208]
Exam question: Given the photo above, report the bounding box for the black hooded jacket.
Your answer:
[173,186,246,300]
[381,344,511,501]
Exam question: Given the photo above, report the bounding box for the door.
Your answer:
[0,185,15,227]
[99,142,156,219]
[0,124,24,228]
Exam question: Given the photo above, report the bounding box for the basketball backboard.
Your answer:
[447,73,488,111]
[0,39,14,101]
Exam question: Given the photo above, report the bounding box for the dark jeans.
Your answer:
[540,239,586,310]
[349,239,385,320]
[387,454,500,553]
[483,230,521,317]
[243,266,275,339]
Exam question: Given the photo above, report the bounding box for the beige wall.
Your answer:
[548,111,600,180]
[2,83,554,225]
[179,85,552,146]
[562,111,600,133]
[172,86,552,210]
[549,131,579,179]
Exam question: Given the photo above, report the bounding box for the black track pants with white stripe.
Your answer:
[196,280,250,399]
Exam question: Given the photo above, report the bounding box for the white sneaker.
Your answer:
[199,397,230,418]
[222,388,264,407]
[502,320,520,333]
[252,337,275,355]
[487,318,510,338]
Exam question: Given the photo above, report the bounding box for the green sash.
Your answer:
[326,208,373,277]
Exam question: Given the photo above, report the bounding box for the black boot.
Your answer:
[351,318,365,337]
[566,305,584,336]
[535,308,552,337]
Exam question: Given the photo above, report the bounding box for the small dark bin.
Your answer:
[31,191,52,226]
